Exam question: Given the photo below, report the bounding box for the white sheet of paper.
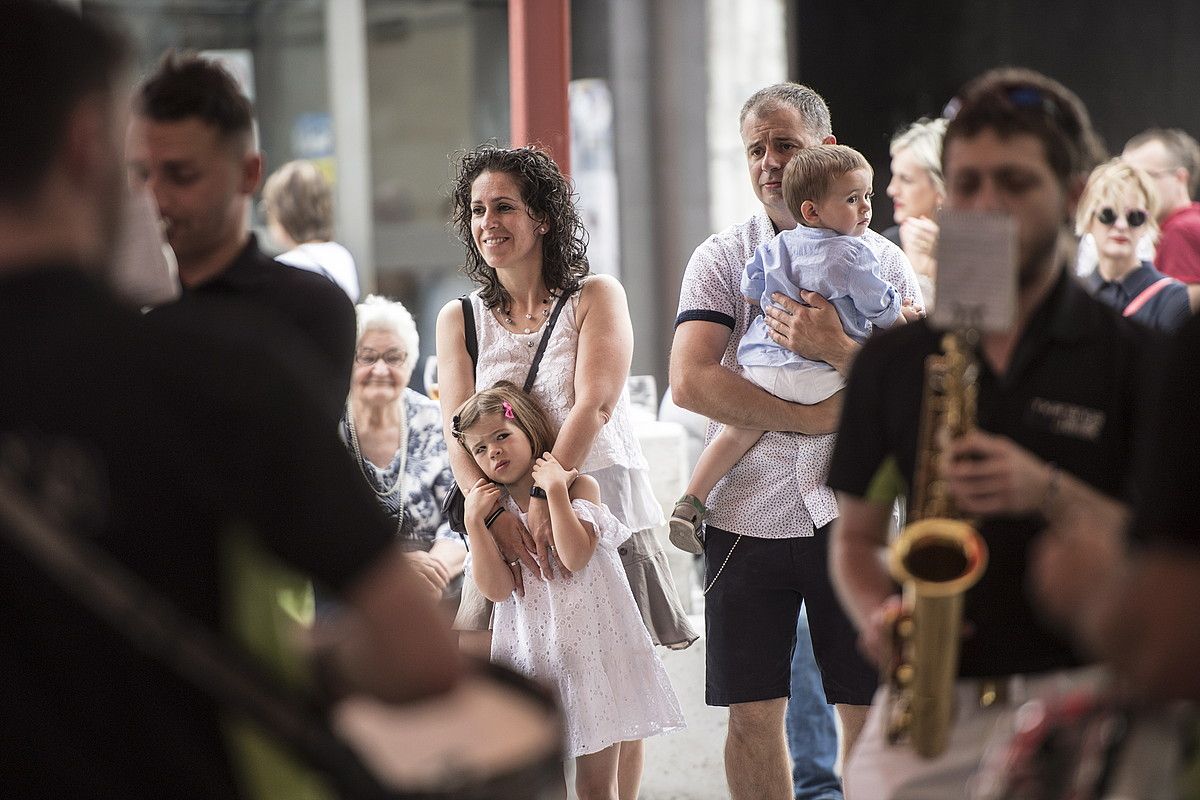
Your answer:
[931,210,1017,332]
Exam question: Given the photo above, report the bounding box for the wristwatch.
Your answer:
[529,486,548,499]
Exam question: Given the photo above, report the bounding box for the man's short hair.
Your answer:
[740,83,833,143]
[1125,128,1200,197]
[135,51,254,147]
[783,145,871,224]
[943,67,1105,189]
[0,1,126,206]
[262,160,334,244]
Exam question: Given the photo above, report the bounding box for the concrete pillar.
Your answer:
[324,0,376,293]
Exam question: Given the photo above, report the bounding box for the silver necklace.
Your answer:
[502,295,552,334]
[346,398,409,534]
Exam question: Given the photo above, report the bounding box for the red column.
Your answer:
[508,0,571,175]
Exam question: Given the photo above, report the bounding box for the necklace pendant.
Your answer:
[524,313,534,320]
[523,327,532,334]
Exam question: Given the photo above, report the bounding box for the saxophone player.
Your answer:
[826,68,1160,798]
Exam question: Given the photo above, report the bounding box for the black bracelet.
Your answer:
[484,507,505,528]
[529,486,548,499]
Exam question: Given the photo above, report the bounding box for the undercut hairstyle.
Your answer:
[784,145,872,225]
[1125,128,1200,197]
[263,160,334,243]
[0,0,127,205]
[355,295,420,381]
[1074,158,1160,243]
[943,67,1105,189]
[135,51,254,149]
[450,144,589,313]
[452,380,558,461]
[890,117,949,197]
[739,83,833,143]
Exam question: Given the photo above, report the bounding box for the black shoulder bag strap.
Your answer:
[524,292,570,392]
[459,295,478,375]
[459,290,571,393]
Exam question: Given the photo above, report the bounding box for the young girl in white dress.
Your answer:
[453,381,684,800]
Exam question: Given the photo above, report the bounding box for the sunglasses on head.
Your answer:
[1095,207,1148,228]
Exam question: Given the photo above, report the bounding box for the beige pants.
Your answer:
[845,667,1113,800]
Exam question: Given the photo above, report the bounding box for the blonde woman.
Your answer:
[885,117,948,307]
[1076,158,1191,333]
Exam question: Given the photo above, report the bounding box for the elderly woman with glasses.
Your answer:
[341,295,466,600]
[1077,158,1191,333]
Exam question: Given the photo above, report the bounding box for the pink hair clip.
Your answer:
[502,401,515,419]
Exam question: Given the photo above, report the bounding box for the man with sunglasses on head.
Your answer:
[827,68,1161,797]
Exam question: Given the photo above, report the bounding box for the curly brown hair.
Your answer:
[450,144,590,313]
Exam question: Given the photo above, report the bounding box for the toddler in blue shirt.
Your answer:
[670,144,919,552]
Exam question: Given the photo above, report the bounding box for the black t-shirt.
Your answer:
[1131,310,1200,549]
[828,270,1153,678]
[0,267,393,798]
[166,233,356,422]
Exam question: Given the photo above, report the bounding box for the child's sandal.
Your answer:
[669,494,707,555]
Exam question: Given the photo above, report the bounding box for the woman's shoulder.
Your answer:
[436,291,482,327]
[575,274,628,321]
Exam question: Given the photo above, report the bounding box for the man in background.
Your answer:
[127,53,356,420]
[1124,128,1200,303]
[0,3,458,796]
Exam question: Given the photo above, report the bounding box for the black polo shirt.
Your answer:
[1083,261,1191,334]
[167,233,356,421]
[0,266,393,797]
[1131,310,1200,550]
[828,269,1153,678]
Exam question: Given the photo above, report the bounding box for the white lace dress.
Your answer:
[489,497,685,757]
[470,285,661,531]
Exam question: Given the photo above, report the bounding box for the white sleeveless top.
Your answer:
[470,283,662,531]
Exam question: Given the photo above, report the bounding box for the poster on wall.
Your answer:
[291,112,336,186]
[569,79,620,280]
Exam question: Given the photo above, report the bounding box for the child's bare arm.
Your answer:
[532,454,600,572]
[464,478,517,602]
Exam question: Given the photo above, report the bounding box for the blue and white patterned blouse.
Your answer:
[340,388,460,551]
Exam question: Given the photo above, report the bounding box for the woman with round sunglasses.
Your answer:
[1076,158,1192,333]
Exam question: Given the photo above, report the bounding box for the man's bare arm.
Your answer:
[831,494,897,667]
[670,319,841,434]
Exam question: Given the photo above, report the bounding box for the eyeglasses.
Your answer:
[1095,207,1148,228]
[355,349,406,367]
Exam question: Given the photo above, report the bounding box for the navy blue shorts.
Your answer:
[703,523,877,707]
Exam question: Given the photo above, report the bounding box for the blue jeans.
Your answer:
[787,604,842,800]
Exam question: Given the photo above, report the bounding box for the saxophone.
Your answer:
[884,330,989,759]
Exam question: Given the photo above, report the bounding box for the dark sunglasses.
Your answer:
[1095,207,1148,228]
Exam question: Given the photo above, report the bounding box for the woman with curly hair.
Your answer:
[436,144,695,799]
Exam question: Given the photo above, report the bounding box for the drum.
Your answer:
[333,660,564,799]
